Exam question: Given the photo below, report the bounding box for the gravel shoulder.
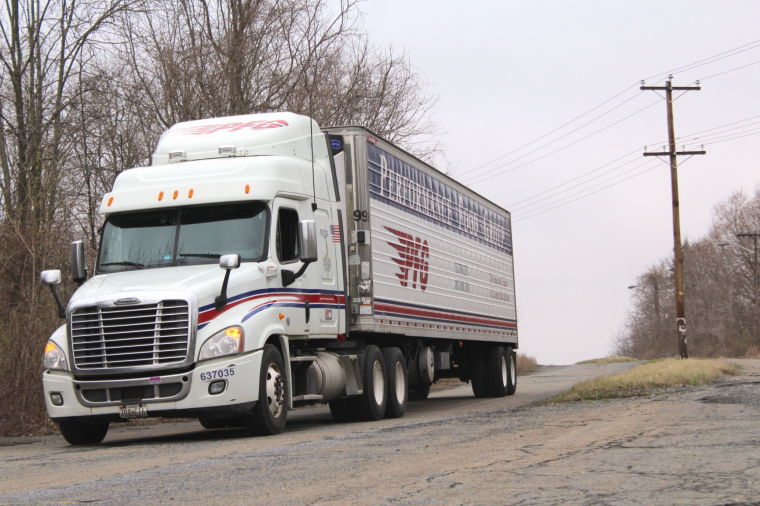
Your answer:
[1,359,759,505]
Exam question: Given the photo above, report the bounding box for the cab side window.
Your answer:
[277,208,299,262]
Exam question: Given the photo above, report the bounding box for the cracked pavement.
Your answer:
[1,359,759,505]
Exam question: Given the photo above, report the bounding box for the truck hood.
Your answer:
[69,264,260,308]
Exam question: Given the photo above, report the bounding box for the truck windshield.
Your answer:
[97,202,269,273]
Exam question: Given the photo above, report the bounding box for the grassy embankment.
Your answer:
[577,356,637,365]
[550,358,739,402]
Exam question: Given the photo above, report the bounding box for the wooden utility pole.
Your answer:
[641,78,705,359]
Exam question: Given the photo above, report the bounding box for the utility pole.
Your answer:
[641,77,706,359]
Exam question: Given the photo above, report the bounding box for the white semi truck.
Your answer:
[40,112,518,444]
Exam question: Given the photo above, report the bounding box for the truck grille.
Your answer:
[70,300,191,370]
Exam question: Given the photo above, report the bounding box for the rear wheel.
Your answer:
[470,347,489,398]
[486,345,509,397]
[58,420,109,445]
[356,345,387,421]
[382,347,408,418]
[244,344,288,436]
[506,347,517,395]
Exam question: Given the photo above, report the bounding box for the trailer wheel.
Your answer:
[57,420,109,445]
[356,345,387,421]
[244,344,288,436]
[507,348,517,396]
[486,345,509,397]
[470,347,489,398]
[382,347,408,418]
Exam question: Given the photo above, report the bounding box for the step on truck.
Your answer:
[40,112,518,445]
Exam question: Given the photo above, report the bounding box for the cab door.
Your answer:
[271,198,309,335]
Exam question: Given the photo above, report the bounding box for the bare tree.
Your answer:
[617,187,760,359]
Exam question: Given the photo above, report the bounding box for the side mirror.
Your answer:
[298,220,318,262]
[215,254,241,311]
[41,270,62,285]
[71,240,87,284]
[40,270,65,319]
[219,254,241,270]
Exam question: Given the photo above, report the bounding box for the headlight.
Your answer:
[199,326,244,361]
[43,340,68,371]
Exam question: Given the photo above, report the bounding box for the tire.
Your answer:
[506,348,517,396]
[470,347,489,398]
[58,420,109,445]
[408,381,431,401]
[328,397,355,422]
[356,345,387,421]
[244,344,288,436]
[382,347,408,418]
[486,345,509,397]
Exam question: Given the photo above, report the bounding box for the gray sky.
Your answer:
[360,1,760,364]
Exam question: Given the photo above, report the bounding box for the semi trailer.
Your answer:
[40,112,518,444]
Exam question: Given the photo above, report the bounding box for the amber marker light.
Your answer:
[172,190,179,200]
[188,189,194,198]
[44,341,58,354]
[245,184,250,194]
[107,197,114,207]
[278,313,285,320]
[158,191,164,201]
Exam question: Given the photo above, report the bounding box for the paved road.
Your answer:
[2,360,759,504]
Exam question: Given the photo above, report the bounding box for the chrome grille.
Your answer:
[70,300,190,370]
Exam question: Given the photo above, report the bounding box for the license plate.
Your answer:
[119,404,147,419]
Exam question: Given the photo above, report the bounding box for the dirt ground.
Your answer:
[1,359,759,505]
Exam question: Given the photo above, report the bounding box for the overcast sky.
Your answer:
[359,1,760,364]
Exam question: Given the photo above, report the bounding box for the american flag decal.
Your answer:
[330,225,341,242]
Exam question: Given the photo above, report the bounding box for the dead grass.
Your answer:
[744,345,760,358]
[516,353,539,374]
[577,356,637,365]
[549,358,739,403]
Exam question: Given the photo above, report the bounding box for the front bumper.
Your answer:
[43,349,263,421]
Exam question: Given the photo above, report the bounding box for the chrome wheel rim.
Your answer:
[394,361,406,405]
[265,362,285,418]
[500,355,508,388]
[510,354,516,386]
[372,360,385,406]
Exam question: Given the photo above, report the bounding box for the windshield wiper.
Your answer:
[100,261,144,269]
[178,252,222,259]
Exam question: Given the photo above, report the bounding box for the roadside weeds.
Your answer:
[548,357,739,402]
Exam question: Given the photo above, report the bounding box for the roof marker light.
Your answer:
[158,191,164,201]
[218,145,236,157]
[188,189,194,198]
[245,184,250,194]
[173,190,179,200]
[168,150,186,163]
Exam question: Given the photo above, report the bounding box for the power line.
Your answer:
[459,39,760,184]
[465,98,661,185]
[513,162,661,223]
[506,149,640,208]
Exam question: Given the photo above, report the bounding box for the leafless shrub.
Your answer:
[516,353,538,374]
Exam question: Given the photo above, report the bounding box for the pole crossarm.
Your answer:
[640,86,702,91]
[644,151,707,156]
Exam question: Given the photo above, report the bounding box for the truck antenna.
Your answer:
[309,116,317,212]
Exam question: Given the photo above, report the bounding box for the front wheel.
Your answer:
[244,344,288,436]
[58,420,109,445]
